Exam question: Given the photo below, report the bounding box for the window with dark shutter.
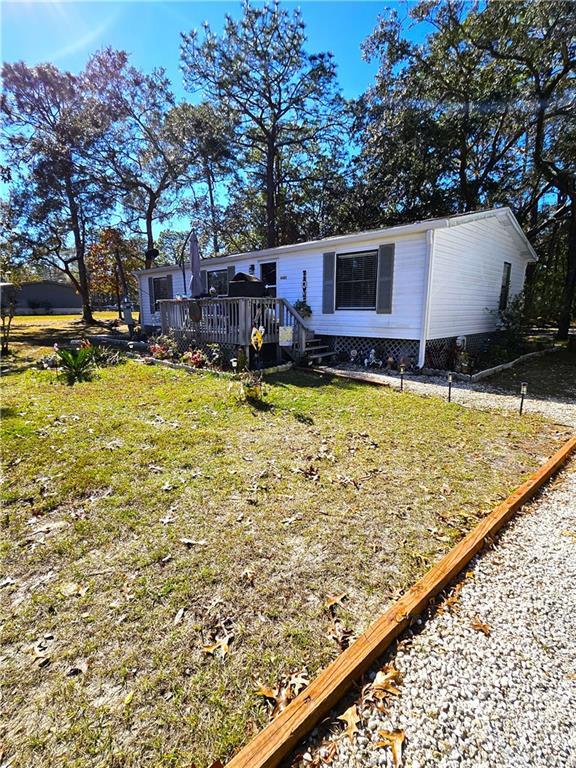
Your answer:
[499,262,511,310]
[335,250,378,309]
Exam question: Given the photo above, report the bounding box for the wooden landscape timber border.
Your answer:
[226,433,576,768]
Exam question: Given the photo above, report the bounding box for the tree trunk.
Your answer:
[265,137,277,248]
[144,194,157,269]
[115,266,122,319]
[64,171,94,323]
[205,163,219,255]
[557,207,576,340]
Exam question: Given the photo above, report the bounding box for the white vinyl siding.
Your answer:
[276,233,426,339]
[427,218,530,339]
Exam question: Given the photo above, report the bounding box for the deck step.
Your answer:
[307,350,338,361]
[305,340,328,349]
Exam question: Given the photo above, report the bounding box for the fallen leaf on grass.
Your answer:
[256,682,292,718]
[60,582,88,598]
[255,671,310,719]
[123,691,134,706]
[203,636,231,658]
[338,704,360,741]
[375,729,405,767]
[179,538,207,548]
[173,608,185,626]
[329,617,355,651]
[325,592,347,611]
[471,616,491,636]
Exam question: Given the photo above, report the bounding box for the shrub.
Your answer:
[182,349,209,368]
[55,344,95,385]
[149,333,179,360]
[90,343,126,367]
[230,370,267,404]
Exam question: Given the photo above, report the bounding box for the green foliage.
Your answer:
[90,344,127,368]
[181,0,346,248]
[230,370,267,405]
[293,299,312,318]
[55,345,95,385]
[149,333,179,360]
[181,348,209,368]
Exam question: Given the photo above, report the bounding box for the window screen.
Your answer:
[207,269,228,295]
[336,250,378,309]
[152,276,172,311]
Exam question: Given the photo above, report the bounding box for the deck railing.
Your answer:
[157,296,310,358]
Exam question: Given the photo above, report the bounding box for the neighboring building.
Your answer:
[0,280,83,314]
[135,207,537,368]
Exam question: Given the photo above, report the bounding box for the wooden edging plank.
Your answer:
[226,434,576,768]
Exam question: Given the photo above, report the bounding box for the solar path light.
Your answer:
[520,381,528,415]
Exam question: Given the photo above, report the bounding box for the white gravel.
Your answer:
[317,366,576,429]
[301,464,576,768]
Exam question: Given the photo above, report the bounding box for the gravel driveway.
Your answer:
[315,366,576,429]
[299,463,576,768]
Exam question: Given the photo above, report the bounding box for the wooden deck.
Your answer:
[158,296,310,361]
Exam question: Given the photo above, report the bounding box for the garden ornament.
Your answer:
[251,327,264,351]
[367,348,382,368]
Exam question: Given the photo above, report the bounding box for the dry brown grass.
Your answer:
[1,320,570,767]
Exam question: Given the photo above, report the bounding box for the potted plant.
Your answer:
[293,299,312,319]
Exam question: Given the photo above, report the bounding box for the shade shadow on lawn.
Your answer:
[0,360,570,768]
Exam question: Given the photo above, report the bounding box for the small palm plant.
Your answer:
[55,344,95,385]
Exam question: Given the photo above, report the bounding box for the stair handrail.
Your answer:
[278,298,310,329]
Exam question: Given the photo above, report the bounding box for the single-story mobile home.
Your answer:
[135,207,536,369]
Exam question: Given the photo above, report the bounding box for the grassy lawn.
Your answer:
[2,312,125,373]
[1,321,571,767]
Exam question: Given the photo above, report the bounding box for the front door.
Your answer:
[260,261,277,297]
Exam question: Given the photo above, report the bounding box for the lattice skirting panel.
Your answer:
[172,330,238,361]
[425,332,499,370]
[323,336,420,367]
[424,337,457,370]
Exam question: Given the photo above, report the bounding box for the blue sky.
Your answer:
[1,1,428,235]
[1,1,424,101]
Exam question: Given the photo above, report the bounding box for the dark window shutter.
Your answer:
[200,270,208,293]
[166,273,173,299]
[322,251,336,314]
[376,244,395,314]
[227,265,236,286]
[148,277,155,314]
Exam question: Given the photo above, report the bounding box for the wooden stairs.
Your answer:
[301,335,338,366]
